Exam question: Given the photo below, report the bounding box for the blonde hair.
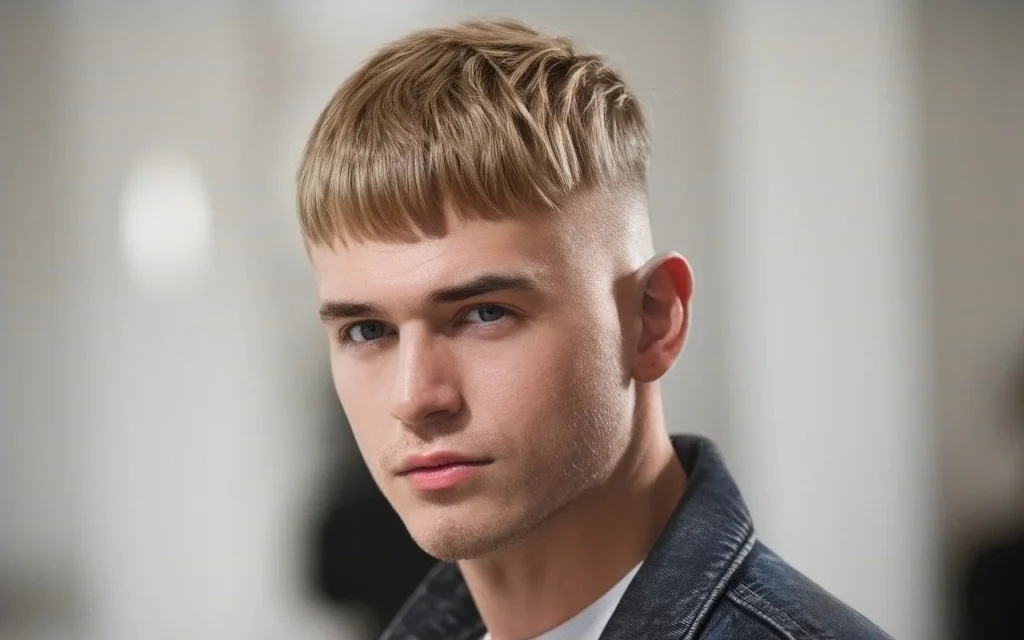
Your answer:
[296,18,649,246]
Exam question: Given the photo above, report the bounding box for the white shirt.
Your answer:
[479,561,643,640]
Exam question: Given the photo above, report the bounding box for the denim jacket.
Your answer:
[381,435,892,639]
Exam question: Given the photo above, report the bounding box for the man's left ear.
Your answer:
[632,253,694,383]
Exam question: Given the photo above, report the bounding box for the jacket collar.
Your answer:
[382,435,757,640]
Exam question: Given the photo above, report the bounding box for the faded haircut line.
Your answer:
[296,18,650,247]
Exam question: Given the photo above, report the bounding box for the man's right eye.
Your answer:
[344,321,392,344]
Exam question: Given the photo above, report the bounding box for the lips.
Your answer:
[399,451,490,475]
[399,451,492,491]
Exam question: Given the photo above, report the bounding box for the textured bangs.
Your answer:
[296,18,650,247]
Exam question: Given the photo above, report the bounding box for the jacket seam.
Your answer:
[726,590,796,640]
[680,527,757,640]
[730,582,817,640]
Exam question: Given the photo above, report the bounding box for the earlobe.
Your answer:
[633,253,693,383]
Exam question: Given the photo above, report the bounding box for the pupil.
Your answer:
[360,322,385,340]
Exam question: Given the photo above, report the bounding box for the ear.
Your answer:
[632,253,694,383]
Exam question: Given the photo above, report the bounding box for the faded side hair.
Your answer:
[296,18,650,246]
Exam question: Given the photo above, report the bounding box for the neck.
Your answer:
[458,385,686,640]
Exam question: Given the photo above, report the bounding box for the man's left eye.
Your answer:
[465,305,507,323]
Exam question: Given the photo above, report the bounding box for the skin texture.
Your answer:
[310,189,693,639]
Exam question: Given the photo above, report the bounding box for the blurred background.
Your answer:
[1,1,1022,639]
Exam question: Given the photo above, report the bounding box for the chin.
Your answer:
[406,512,532,562]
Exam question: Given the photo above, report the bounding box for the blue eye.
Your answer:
[466,305,507,323]
[346,321,390,343]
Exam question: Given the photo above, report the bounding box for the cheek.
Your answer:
[465,324,562,395]
[461,321,605,436]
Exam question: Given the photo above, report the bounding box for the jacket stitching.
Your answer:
[680,527,757,640]
[726,590,796,640]
[731,582,818,640]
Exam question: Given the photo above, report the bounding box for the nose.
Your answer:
[387,329,462,428]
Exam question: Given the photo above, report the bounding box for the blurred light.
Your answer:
[119,150,213,292]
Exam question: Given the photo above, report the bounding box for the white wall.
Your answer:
[0,4,80,637]
[16,3,340,639]
[925,3,1024,547]
[714,4,935,638]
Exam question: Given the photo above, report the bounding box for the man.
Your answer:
[296,18,890,640]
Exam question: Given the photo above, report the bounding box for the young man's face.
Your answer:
[310,201,640,561]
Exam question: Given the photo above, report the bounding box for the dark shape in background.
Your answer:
[960,342,1024,640]
[307,389,436,637]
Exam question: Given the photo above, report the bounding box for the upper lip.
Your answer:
[399,451,491,475]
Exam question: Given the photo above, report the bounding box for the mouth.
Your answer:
[399,456,493,491]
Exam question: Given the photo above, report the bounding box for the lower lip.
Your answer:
[405,463,486,491]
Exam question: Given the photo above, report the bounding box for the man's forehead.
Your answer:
[309,218,561,301]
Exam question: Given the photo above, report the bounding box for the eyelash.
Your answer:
[337,304,519,346]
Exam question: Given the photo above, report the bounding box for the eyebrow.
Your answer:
[318,300,385,322]
[428,272,540,305]
[318,272,542,322]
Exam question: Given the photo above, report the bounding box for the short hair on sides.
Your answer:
[296,17,650,247]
